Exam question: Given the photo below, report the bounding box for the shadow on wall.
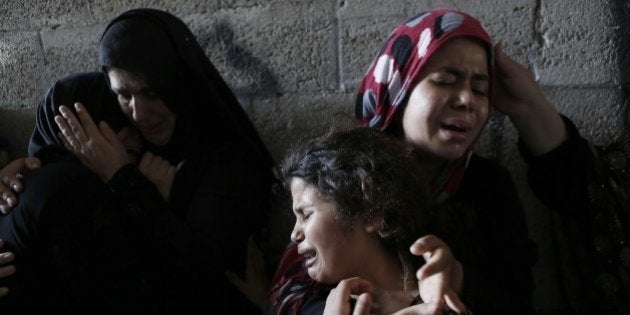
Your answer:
[200,20,281,100]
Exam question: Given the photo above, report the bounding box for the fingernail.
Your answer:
[7,197,14,206]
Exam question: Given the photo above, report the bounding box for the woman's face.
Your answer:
[402,38,490,162]
[107,67,176,146]
[289,177,372,284]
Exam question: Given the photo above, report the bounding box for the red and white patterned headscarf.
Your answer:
[356,8,494,203]
[356,8,493,129]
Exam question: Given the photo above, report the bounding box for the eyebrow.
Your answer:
[439,66,490,82]
[111,85,155,95]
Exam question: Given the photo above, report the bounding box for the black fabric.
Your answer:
[98,8,274,166]
[521,115,630,314]
[2,8,276,315]
[444,154,537,315]
[28,72,125,156]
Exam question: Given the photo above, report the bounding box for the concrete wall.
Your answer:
[0,1,625,314]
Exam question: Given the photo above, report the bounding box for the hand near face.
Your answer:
[137,152,177,201]
[225,236,269,311]
[0,239,16,298]
[411,235,467,314]
[323,277,374,315]
[55,103,132,182]
[492,44,550,119]
[0,157,41,214]
[493,44,567,155]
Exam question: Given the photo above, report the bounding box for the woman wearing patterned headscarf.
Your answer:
[268,8,537,315]
[0,8,275,314]
[354,8,537,315]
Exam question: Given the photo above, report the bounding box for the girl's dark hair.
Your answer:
[280,127,430,288]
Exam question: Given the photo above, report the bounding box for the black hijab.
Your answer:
[31,8,273,173]
[98,8,273,167]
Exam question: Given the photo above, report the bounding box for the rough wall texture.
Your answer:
[0,1,625,314]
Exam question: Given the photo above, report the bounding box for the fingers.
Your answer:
[99,121,118,144]
[55,106,82,152]
[324,278,374,315]
[23,157,41,171]
[246,236,265,277]
[225,270,247,291]
[443,289,468,314]
[73,103,100,141]
[225,238,269,311]
[55,103,100,152]
[390,302,441,315]
[139,152,176,175]
[410,234,444,256]
[411,235,451,279]
[0,157,41,214]
[336,277,373,296]
[0,253,15,277]
[352,293,373,315]
[493,44,532,80]
[0,239,16,287]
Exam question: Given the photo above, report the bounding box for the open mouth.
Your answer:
[442,122,470,133]
[299,249,317,268]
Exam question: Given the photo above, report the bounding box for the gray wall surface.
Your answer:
[0,1,627,314]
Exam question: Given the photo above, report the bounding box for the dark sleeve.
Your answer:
[520,118,630,312]
[519,115,592,216]
[454,157,537,315]
[107,144,273,313]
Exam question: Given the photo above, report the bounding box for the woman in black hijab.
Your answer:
[0,8,275,314]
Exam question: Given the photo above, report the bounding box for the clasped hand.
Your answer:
[55,103,132,182]
[55,103,177,200]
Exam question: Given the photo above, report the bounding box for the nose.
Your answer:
[129,96,150,123]
[454,86,474,112]
[290,222,304,243]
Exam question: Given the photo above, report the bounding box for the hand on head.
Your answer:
[493,44,567,155]
[492,44,551,119]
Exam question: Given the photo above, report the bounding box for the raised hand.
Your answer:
[225,236,269,311]
[54,102,131,182]
[324,277,374,315]
[411,235,466,314]
[493,44,566,155]
[0,157,41,214]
